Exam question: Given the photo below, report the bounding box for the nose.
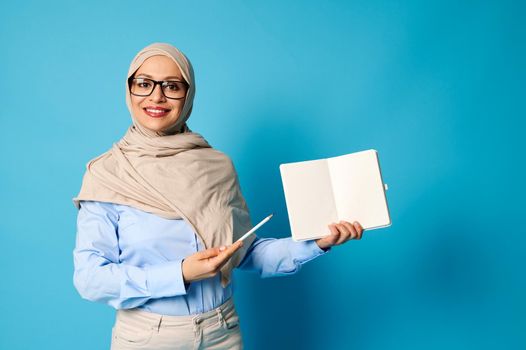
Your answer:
[149,84,166,102]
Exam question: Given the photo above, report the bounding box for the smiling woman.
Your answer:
[72,42,363,350]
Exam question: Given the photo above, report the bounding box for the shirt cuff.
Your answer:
[289,239,330,265]
[145,259,188,298]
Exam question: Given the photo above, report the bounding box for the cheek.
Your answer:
[173,101,185,114]
[131,97,145,115]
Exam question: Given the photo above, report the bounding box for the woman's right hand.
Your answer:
[182,240,244,284]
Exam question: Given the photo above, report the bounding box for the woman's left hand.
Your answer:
[315,221,364,250]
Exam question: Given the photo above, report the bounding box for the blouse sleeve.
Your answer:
[237,236,330,278]
[72,200,188,310]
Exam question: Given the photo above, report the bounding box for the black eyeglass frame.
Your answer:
[128,76,189,100]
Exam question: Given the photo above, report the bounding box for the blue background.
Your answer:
[1,1,524,349]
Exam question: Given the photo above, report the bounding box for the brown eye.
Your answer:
[166,83,179,91]
[136,80,152,88]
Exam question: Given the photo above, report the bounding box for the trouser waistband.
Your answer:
[116,297,235,330]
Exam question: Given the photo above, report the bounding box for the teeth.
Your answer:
[145,108,168,114]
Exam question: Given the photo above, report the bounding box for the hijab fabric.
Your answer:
[73,42,256,287]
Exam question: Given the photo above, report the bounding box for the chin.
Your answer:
[133,111,180,131]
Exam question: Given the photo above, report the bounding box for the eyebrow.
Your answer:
[135,73,184,80]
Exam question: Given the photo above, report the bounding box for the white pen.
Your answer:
[235,213,273,243]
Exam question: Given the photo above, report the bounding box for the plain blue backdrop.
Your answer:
[0,1,524,349]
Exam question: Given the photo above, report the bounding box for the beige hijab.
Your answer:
[72,42,256,287]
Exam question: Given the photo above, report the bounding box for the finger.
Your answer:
[331,223,349,245]
[340,221,358,241]
[326,224,341,244]
[334,222,352,244]
[210,241,243,267]
[196,247,221,260]
[353,221,364,239]
[318,225,337,247]
[222,240,244,257]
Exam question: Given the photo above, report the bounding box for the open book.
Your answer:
[279,149,391,241]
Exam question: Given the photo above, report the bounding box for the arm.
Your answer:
[237,236,329,278]
[72,201,188,310]
[237,220,364,278]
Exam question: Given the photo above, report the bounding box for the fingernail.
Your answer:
[219,246,226,251]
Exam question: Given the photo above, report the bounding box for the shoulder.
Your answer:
[214,149,238,173]
[191,147,236,169]
[211,148,234,162]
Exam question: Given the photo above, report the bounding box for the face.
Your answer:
[129,55,187,133]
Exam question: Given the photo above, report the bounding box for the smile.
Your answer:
[144,107,171,118]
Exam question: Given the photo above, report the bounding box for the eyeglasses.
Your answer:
[128,77,188,100]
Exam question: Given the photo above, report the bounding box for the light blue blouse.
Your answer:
[73,200,328,316]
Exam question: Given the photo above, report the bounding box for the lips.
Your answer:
[143,107,171,118]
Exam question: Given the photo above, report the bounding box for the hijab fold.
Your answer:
[73,43,256,287]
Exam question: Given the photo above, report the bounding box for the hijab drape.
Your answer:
[73,42,256,287]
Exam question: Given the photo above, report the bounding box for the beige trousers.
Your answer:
[110,298,243,350]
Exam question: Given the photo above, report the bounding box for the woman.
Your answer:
[72,42,364,350]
